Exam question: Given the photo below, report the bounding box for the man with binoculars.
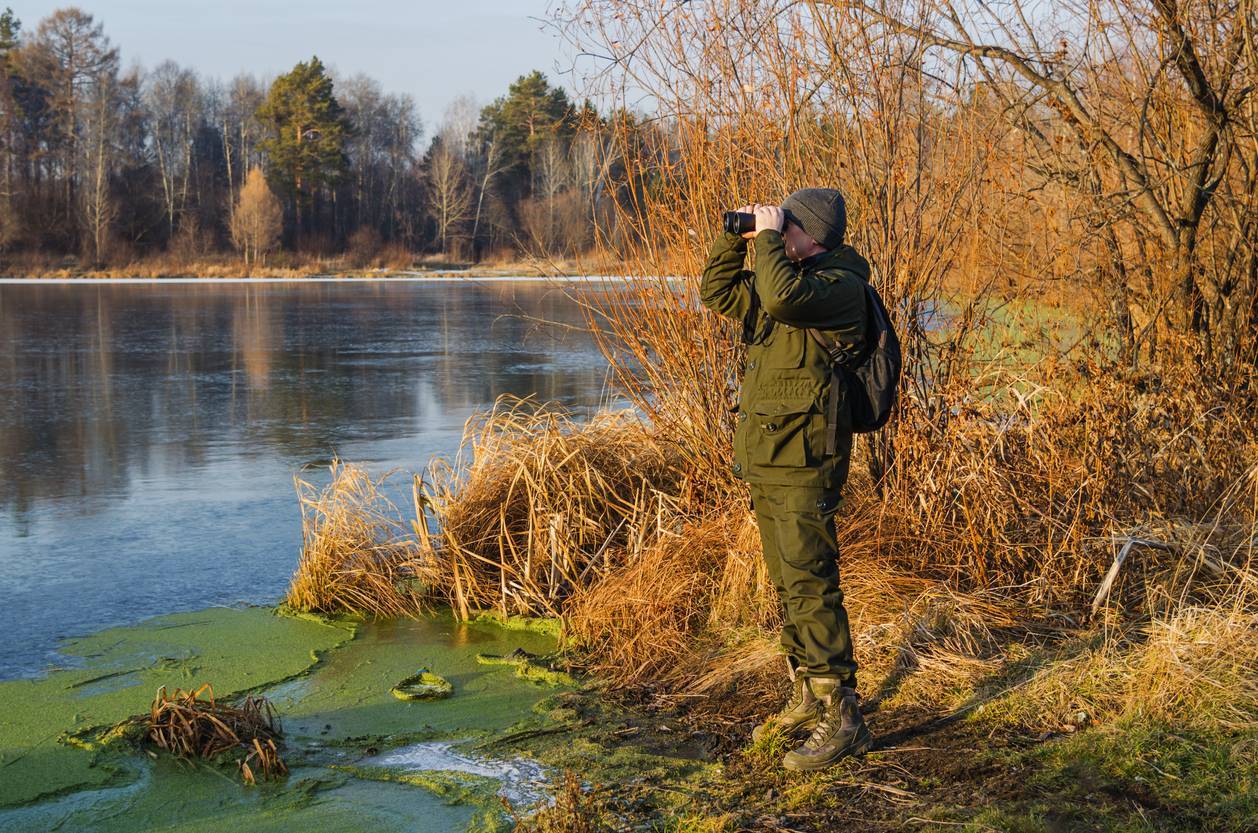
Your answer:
[700,188,872,771]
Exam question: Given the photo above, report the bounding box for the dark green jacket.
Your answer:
[700,229,870,487]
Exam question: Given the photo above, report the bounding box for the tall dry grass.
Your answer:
[416,399,685,619]
[283,0,1258,752]
[285,461,427,618]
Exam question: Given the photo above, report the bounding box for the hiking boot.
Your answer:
[781,679,871,771]
[751,659,822,742]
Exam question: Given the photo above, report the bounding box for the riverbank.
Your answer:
[0,251,625,280]
[6,597,1252,833]
[0,602,744,833]
[284,396,1258,833]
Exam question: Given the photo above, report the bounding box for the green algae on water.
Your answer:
[476,648,577,687]
[0,606,352,809]
[263,615,562,744]
[469,611,562,639]
[1,607,572,832]
[0,763,479,833]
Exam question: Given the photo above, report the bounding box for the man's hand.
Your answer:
[736,204,786,238]
[754,204,785,236]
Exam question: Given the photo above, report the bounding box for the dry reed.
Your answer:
[417,398,684,619]
[279,0,1258,758]
[121,684,287,785]
[285,460,428,618]
[408,389,1255,732]
[521,0,1258,732]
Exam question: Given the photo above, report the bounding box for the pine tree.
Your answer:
[477,71,574,194]
[0,8,19,55]
[256,56,350,242]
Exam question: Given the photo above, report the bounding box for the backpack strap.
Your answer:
[806,328,856,456]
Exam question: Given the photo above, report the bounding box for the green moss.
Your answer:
[1028,722,1257,833]
[469,611,563,639]
[664,812,738,833]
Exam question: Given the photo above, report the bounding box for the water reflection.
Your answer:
[0,280,615,678]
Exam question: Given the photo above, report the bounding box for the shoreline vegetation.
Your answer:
[0,252,627,281]
[288,386,1256,831]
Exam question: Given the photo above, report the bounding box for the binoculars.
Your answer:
[722,211,756,235]
[722,209,796,236]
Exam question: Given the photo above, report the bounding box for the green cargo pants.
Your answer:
[749,483,857,688]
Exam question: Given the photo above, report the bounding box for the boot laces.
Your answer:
[803,702,841,749]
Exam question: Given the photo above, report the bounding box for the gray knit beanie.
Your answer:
[781,187,847,250]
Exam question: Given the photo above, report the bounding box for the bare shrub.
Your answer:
[170,216,212,260]
[346,225,382,266]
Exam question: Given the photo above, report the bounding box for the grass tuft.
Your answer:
[417,398,683,620]
[285,460,428,618]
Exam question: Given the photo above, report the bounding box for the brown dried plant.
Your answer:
[123,684,287,785]
[504,770,606,833]
[286,460,428,618]
[417,397,684,619]
[514,0,1258,722]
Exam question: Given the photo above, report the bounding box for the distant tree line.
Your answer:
[0,6,621,266]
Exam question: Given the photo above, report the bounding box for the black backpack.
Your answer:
[807,281,902,449]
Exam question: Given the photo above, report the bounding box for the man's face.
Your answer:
[782,220,821,262]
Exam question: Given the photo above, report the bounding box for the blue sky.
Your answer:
[13,1,570,133]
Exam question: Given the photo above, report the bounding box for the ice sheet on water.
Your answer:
[366,740,550,808]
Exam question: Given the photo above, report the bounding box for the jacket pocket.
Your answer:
[763,326,805,368]
[747,394,816,469]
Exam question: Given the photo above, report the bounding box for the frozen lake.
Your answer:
[0,279,619,678]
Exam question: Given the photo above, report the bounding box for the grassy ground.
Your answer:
[503,656,1255,833]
